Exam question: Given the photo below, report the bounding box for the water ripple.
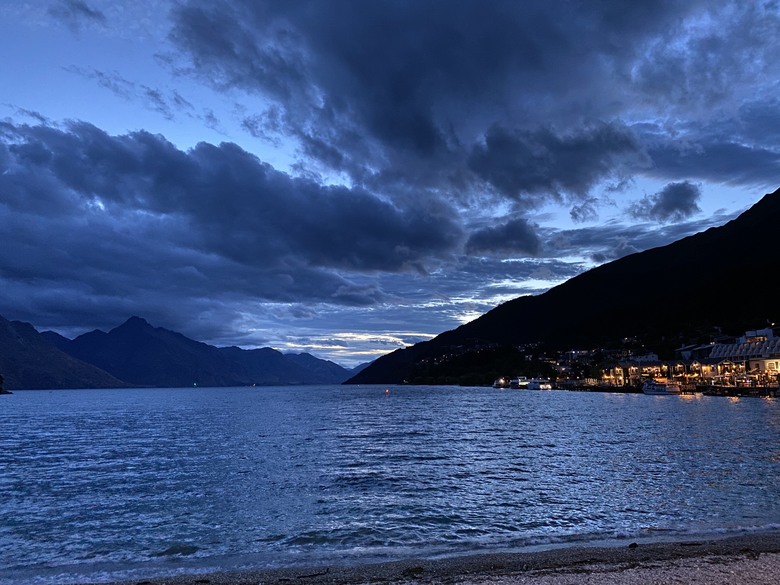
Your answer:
[1,386,779,584]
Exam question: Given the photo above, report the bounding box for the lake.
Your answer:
[1,385,779,584]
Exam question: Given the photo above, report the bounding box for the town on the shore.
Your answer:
[494,325,780,397]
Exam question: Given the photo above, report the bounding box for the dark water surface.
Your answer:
[1,385,779,583]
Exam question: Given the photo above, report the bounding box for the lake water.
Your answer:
[1,385,779,584]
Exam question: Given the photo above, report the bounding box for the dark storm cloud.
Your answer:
[467,124,646,206]
[465,218,542,257]
[628,181,702,223]
[0,120,465,337]
[164,0,780,214]
[0,121,460,273]
[48,0,107,33]
[7,0,779,361]
[166,1,696,202]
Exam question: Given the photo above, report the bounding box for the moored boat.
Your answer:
[527,378,553,390]
[642,379,682,395]
[510,376,529,389]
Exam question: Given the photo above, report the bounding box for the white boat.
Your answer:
[642,379,682,395]
[510,376,529,389]
[527,378,553,390]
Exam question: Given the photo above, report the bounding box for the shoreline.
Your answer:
[97,531,780,585]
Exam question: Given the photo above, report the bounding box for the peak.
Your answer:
[115,316,153,330]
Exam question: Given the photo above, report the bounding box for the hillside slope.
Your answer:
[0,316,128,390]
[348,187,780,384]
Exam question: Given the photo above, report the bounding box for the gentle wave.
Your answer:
[1,385,779,584]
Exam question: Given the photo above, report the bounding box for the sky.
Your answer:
[1,0,779,368]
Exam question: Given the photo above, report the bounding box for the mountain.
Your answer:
[347,361,373,377]
[51,316,352,387]
[285,352,355,382]
[347,187,780,384]
[0,315,128,390]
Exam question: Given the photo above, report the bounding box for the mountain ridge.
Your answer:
[0,315,130,390]
[346,187,780,384]
[2,315,355,390]
[57,316,355,387]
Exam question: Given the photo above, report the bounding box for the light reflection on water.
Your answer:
[1,385,779,583]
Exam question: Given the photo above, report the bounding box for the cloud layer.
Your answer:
[1,0,779,365]
[169,1,780,197]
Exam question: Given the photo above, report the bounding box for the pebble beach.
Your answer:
[96,532,780,585]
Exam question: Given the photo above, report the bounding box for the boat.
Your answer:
[527,378,553,390]
[492,377,510,389]
[642,379,682,395]
[510,376,529,389]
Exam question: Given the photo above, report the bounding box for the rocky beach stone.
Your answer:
[95,532,780,585]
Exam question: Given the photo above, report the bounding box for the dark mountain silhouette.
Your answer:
[285,351,356,381]
[49,316,351,387]
[347,187,780,384]
[346,360,373,377]
[0,315,128,390]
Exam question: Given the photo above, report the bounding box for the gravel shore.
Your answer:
[97,532,780,585]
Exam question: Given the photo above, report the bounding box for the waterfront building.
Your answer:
[599,327,780,391]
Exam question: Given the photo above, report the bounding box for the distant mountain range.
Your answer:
[4,187,778,390]
[347,187,780,384]
[0,315,364,390]
[0,316,129,391]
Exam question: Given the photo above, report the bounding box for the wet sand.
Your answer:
[99,532,780,585]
